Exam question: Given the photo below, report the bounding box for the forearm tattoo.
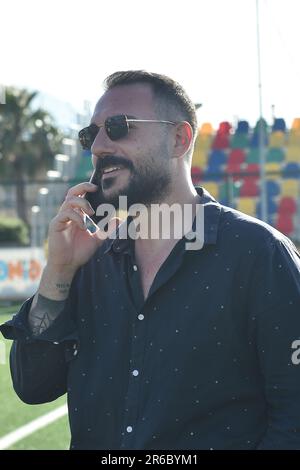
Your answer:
[28,293,67,337]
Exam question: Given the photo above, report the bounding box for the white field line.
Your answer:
[0,404,68,450]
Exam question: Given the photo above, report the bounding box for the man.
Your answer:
[1,71,300,450]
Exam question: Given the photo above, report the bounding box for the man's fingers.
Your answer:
[60,195,95,215]
[65,182,98,199]
[52,208,86,231]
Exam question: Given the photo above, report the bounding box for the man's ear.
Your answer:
[172,121,193,159]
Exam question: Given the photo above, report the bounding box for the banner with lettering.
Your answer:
[0,248,46,300]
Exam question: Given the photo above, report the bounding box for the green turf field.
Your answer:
[0,303,70,450]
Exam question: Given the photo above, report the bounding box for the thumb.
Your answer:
[94,216,123,242]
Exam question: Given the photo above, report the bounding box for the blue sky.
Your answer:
[1,0,300,128]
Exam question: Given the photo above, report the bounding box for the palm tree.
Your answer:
[0,88,63,224]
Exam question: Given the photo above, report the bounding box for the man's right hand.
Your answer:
[28,181,121,334]
[47,182,119,274]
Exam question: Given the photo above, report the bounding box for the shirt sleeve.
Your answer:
[248,236,300,449]
[0,280,79,405]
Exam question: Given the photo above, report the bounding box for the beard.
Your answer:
[100,144,173,209]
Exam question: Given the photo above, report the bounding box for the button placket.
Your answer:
[120,308,146,448]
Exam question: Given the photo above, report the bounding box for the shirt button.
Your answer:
[53,342,59,345]
[132,370,139,377]
[126,426,133,433]
[133,264,138,271]
[138,314,144,321]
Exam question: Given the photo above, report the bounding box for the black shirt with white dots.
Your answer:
[1,187,300,450]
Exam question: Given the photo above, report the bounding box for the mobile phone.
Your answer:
[84,165,104,225]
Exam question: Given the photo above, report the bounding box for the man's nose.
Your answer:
[91,126,116,157]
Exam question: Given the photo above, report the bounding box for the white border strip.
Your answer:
[0,404,68,450]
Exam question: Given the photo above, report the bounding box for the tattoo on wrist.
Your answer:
[29,294,66,336]
[55,283,70,295]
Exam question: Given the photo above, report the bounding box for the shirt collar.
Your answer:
[103,186,222,255]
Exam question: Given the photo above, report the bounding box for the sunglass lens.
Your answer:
[79,124,99,150]
[105,115,128,141]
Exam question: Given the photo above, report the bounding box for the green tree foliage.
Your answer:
[0,217,29,246]
[0,88,63,223]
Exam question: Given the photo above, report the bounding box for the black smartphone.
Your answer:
[84,164,104,225]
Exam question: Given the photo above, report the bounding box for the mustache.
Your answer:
[96,156,133,173]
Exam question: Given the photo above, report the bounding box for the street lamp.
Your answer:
[38,188,49,245]
[31,205,40,247]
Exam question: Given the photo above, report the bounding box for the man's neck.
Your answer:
[133,187,202,257]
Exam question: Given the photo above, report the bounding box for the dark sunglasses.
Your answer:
[78,114,176,150]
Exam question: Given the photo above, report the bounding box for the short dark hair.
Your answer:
[103,70,198,145]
